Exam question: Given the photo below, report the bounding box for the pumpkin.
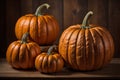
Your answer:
[15,3,59,45]
[6,33,41,69]
[59,11,114,71]
[35,45,64,73]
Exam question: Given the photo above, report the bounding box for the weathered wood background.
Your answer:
[0,0,120,58]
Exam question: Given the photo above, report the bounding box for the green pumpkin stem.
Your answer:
[35,3,50,16]
[47,45,57,55]
[81,11,93,29]
[21,32,29,44]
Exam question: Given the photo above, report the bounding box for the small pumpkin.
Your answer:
[35,45,64,73]
[6,33,41,69]
[15,3,59,45]
[59,11,114,71]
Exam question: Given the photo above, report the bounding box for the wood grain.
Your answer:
[0,58,120,78]
[108,0,120,57]
[88,0,108,27]
[64,0,88,29]
[0,0,6,58]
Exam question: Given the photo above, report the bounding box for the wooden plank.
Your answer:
[88,0,108,27]
[108,0,120,57]
[88,0,108,28]
[64,0,88,29]
[20,0,33,15]
[0,58,120,78]
[0,0,6,58]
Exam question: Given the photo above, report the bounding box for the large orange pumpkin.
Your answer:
[15,3,59,45]
[35,45,64,73]
[59,11,114,71]
[6,33,41,69]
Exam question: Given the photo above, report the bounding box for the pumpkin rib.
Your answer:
[59,28,74,55]
[36,54,46,71]
[19,44,28,69]
[37,16,47,44]
[94,28,112,66]
[42,16,48,45]
[76,28,84,70]
[27,43,33,68]
[52,16,60,41]
[6,41,18,65]
[30,16,38,43]
[11,43,21,68]
[56,54,63,72]
[39,55,44,71]
[32,42,41,55]
[25,44,30,68]
[15,16,27,39]
[52,54,59,72]
[88,29,97,70]
[37,16,41,43]
[24,44,29,69]
[68,29,80,70]
[59,25,77,45]
[47,16,59,43]
[90,28,105,69]
[94,28,107,69]
[42,55,49,73]
[76,29,86,70]
[26,43,33,68]
[96,27,114,60]
[29,43,38,67]
[59,26,75,49]
[62,29,76,65]
[92,28,105,69]
[44,16,55,44]
[47,55,53,73]
[85,29,94,70]
[35,55,41,71]
[22,16,33,36]
[52,55,57,73]
[30,43,41,67]
[35,16,39,42]
[49,16,58,43]
[38,54,45,71]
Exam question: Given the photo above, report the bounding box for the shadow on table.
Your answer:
[48,63,120,77]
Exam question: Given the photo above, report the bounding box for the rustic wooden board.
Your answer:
[0,58,120,78]
[64,0,88,29]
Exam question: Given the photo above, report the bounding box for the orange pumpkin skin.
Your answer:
[59,11,114,71]
[15,4,59,45]
[6,33,41,69]
[35,45,64,73]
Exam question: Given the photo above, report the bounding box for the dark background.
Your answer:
[0,0,120,58]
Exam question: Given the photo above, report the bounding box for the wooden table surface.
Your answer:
[0,58,120,79]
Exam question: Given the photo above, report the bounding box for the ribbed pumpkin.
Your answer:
[35,45,64,73]
[59,11,114,71]
[6,33,41,69]
[15,3,59,45]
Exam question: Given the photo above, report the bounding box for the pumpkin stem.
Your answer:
[21,32,29,44]
[35,3,50,16]
[47,45,57,55]
[81,11,93,29]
